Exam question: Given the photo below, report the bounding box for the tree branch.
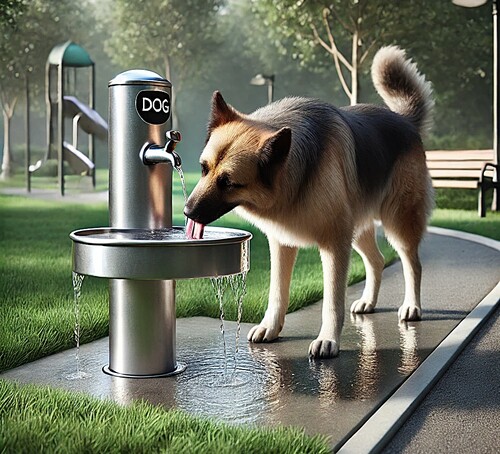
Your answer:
[311,19,352,101]
[359,38,379,65]
[321,8,353,71]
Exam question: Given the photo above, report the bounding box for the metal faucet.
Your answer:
[141,130,182,169]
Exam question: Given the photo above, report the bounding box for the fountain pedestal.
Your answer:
[70,70,251,378]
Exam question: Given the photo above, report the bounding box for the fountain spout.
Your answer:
[141,130,182,169]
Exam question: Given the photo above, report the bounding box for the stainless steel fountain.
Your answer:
[70,70,251,378]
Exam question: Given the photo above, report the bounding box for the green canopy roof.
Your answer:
[47,41,93,67]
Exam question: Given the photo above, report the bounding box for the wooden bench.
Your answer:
[425,149,498,217]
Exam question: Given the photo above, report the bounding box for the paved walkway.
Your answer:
[1,187,499,452]
[0,187,108,204]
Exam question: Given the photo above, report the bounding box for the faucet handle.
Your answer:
[164,130,182,169]
[165,130,181,145]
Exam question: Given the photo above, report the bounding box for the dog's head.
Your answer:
[184,92,291,225]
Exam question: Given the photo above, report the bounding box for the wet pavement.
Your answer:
[1,227,499,451]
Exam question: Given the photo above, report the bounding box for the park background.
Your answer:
[0,0,494,177]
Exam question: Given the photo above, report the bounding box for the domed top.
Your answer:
[47,41,93,67]
[109,69,171,88]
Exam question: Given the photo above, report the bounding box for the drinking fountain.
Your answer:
[70,70,251,378]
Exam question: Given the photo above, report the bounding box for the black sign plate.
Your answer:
[135,90,171,125]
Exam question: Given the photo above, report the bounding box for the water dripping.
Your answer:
[211,276,229,375]
[174,165,189,226]
[65,272,91,380]
[210,272,248,382]
[229,272,247,355]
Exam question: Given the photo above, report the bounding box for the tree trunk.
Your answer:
[1,107,13,180]
[350,31,359,106]
[164,55,179,131]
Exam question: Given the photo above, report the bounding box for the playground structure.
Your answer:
[28,41,107,196]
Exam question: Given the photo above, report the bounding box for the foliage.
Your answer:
[104,0,224,110]
[0,0,26,27]
[247,0,493,145]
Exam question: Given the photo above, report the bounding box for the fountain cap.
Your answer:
[109,69,171,88]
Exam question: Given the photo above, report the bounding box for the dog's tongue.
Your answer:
[186,218,205,240]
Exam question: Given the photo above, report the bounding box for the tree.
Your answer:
[104,0,224,129]
[0,0,90,179]
[249,0,493,146]
[250,0,398,105]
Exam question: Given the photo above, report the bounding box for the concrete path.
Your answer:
[1,223,499,452]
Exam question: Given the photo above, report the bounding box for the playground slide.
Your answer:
[30,96,106,175]
[63,95,108,140]
[29,142,95,175]
[63,141,95,175]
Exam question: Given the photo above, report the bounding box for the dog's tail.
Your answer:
[371,46,434,136]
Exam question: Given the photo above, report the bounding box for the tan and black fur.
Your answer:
[185,46,434,358]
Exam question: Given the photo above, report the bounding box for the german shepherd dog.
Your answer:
[185,46,434,358]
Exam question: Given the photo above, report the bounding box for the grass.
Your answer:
[0,380,330,454]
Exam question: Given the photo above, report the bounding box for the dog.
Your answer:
[185,46,434,358]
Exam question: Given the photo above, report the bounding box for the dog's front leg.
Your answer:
[248,238,298,343]
[309,242,351,358]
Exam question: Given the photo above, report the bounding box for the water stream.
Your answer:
[174,166,188,226]
[65,272,91,380]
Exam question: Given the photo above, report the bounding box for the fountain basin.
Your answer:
[70,226,251,280]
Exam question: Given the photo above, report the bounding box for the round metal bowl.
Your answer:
[70,226,251,280]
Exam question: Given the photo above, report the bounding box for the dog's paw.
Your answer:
[350,298,375,314]
[398,305,421,322]
[247,324,280,343]
[308,339,339,359]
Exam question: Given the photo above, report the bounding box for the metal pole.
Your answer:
[25,74,31,193]
[58,64,65,196]
[89,64,96,189]
[492,0,499,210]
[267,81,274,104]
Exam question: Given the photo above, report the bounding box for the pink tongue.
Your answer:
[186,218,205,240]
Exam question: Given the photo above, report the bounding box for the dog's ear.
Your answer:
[258,127,292,187]
[207,91,239,138]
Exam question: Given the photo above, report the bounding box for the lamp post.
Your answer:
[250,73,275,104]
[453,0,499,211]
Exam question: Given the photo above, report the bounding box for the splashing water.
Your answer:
[210,273,248,382]
[65,272,91,380]
[211,277,228,375]
[229,272,247,355]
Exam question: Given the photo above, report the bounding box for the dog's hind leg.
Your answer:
[385,231,422,322]
[248,238,298,343]
[309,239,351,358]
[382,208,424,321]
[350,224,385,314]
[381,148,431,322]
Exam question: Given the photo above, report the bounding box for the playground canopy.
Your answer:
[47,41,94,67]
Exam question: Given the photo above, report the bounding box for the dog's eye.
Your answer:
[201,163,209,177]
[217,174,243,190]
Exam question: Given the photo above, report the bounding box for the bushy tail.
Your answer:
[371,46,434,136]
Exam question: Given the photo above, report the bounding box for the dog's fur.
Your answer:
[185,46,434,358]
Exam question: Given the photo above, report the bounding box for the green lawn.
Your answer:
[0,380,330,454]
